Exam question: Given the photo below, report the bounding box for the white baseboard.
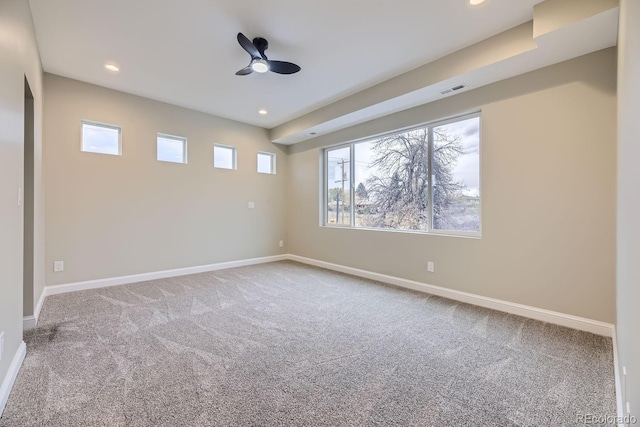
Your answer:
[33,287,46,322]
[0,341,26,417]
[37,252,614,338]
[287,254,615,337]
[23,287,47,330]
[612,328,625,425]
[22,316,36,330]
[44,254,288,297]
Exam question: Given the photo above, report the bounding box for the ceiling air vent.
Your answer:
[440,84,466,95]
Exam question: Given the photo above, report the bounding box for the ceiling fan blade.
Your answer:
[268,60,301,75]
[237,32,261,59]
[235,66,253,76]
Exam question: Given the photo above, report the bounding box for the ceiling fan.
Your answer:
[235,32,301,76]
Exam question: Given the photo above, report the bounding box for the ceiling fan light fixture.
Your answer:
[251,58,269,73]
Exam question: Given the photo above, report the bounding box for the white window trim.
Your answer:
[257,151,276,175]
[81,120,122,156]
[156,132,187,164]
[323,143,353,228]
[321,111,482,238]
[213,143,237,170]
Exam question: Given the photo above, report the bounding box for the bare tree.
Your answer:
[432,129,465,229]
[363,128,463,230]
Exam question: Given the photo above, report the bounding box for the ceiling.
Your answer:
[28,0,544,129]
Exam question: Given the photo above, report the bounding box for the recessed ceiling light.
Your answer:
[104,63,120,72]
[258,109,268,115]
[469,0,486,5]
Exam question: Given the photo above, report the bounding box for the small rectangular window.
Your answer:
[213,144,237,170]
[157,133,187,164]
[81,121,121,155]
[257,152,276,174]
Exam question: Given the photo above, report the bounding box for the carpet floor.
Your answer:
[1,261,615,426]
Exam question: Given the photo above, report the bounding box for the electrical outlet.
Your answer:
[427,261,435,273]
[248,202,255,209]
[53,260,64,272]
[0,332,4,361]
[279,240,284,248]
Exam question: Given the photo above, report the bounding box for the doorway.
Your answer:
[23,77,34,320]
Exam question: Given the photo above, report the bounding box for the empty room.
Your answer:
[1,0,639,425]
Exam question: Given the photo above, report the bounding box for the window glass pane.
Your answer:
[326,146,351,225]
[354,141,373,227]
[257,152,275,174]
[354,129,429,231]
[214,145,236,169]
[157,135,186,163]
[82,122,120,155]
[432,116,480,232]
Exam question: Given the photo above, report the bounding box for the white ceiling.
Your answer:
[28,0,544,129]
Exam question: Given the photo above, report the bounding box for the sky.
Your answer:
[157,135,186,163]
[214,145,235,169]
[327,117,480,196]
[331,116,480,196]
[436,116,480,195]
[82,123,120,155]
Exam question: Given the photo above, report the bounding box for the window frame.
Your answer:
[81,120,122,156]
[213,143,237,170]
[322,112,482,237]
[257,151,276,175]
[156,132,188,164]
[323,143,354,228]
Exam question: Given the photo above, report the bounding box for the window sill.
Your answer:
[320,224,481,239]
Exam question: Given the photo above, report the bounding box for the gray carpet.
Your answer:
[1,261,616,426]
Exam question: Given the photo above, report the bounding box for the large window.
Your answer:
[324,113,480,235]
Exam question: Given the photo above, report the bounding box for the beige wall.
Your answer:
[287,48,616,323]
[617,0,640,417]
[44,74,287,286]
[0,0,44,397]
